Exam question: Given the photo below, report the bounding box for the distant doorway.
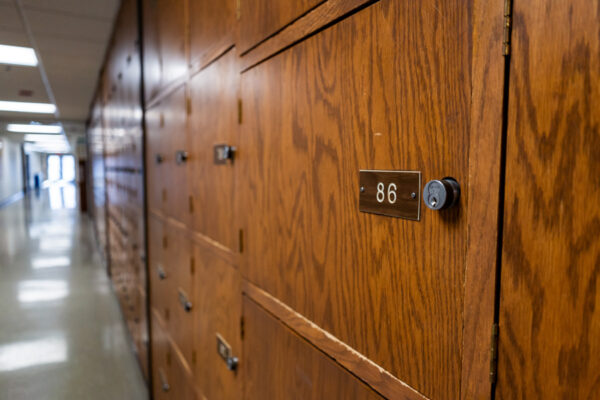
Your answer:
[47,155,75,182]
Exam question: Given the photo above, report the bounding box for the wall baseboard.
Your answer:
[0,191,24,209]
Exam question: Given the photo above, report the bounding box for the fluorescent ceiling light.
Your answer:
[7,124,62,134]
[0,101,56,114]
[0,44,38,67]
[24,134,67,142]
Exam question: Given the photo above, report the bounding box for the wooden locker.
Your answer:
[188,49,238,251]
[191,245,241,399]
[161,85,189,224]
[188,0,235,69]
[243,297,383,399]
[496,0,600,398]
[142,0,162,102]
[238,1,473,398]
[163,222,195,369]
[145,104,166,213]
[238,0,324,53]
[148,214,169,318]
[156,0,187,88]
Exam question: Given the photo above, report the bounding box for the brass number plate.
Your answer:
[359,170,421,220]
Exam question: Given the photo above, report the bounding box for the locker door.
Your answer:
[237,1,505,398]
[496,0,600,398]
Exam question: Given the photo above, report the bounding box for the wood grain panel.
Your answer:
[161,85,190,225]
[460,0,506,398]
[164,222,195,369]
[240,0,373,71]
[192,244,241,400]
[243,282,427,399]
[238,1,471,398]
[243,296,385,400]
[497,1,600,398]
[189,0,235,70]
[239,0,325,54]
[145,104,166,213]
[156,0,187,89]
[142,0,162,103]
[188,49,238,251]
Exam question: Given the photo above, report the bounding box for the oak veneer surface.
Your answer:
[239,0,325,54]
[163,222,195,369]
[243,297,384,399]
[191,245,241,400]
[238,0,471,398]
[188,49,238,251]
[497,1,600,398]
[145,103,166,213]
[189,0,235,68]
[142,0,162,103]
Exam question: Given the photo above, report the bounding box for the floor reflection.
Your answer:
[0,184,147,399]
[0,336,67,372]
[18,280,69,304]
[31,256,71,270]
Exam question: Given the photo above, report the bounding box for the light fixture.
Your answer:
[24,134,67,142]
[0,101,56,114]
[7,123,62,134]
[0,44,38,67]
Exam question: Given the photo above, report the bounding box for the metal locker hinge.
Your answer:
[490,323,499,383]
[503,0,512,56]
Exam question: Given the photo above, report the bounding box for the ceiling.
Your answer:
[0,0,120,143]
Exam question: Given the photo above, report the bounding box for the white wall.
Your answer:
[0,135,23,202]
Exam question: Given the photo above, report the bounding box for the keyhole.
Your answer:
[430,197,438,207]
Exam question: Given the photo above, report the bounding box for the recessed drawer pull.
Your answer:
[175,150,188,165]
[178,288,192,312]
[157,265,166,280]
[159,369,170,392]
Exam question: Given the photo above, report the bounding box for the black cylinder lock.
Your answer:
[423,178,460,211]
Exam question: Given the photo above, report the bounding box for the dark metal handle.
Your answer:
[178,288,192,312]
[214,144,235,164]
[157,265,166,280]
[175,150,188,165]
[155,154,163,164]
[217,334,238,371]
[226,356,239,371]
[159,369,170,392]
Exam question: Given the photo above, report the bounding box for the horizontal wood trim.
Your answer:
[239,0,376,71]
[145,73,188,111]
[148,207,238,267]
[242,281,429,400]
[189,40,235,77]
[146,45,237,110]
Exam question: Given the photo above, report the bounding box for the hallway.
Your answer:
[0,185,147,400]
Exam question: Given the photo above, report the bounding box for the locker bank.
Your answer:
[0,0,598,399]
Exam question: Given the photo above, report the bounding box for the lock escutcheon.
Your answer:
[423,178,460,210]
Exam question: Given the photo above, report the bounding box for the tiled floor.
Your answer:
[0,184,147,400]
